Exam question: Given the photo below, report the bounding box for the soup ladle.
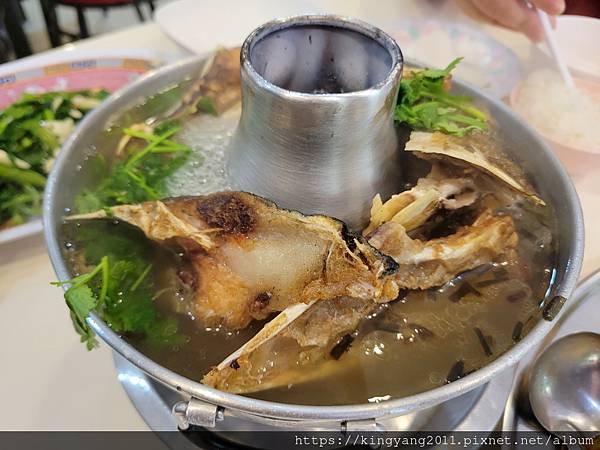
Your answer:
[528,332,600,435]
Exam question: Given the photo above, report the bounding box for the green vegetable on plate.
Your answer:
[0,89,109,228]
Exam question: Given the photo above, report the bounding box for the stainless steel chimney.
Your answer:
[228,15,404,229]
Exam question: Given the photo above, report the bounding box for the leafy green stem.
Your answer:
[0,164,46,187]
[130,263,152,292]
[124,126,181,168]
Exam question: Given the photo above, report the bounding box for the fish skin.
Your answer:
[368,210,518,290]
[202,296,373,394]
[202,204,518,394]
[405,131,545,206]
[75,191,400,330]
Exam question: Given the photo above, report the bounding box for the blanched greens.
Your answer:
[395,58,488,136]
[0,89,108,228]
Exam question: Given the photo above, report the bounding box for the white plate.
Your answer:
[153,0,428,55]
[383,19,521,98]
[0,48,160,77]
[154,0,320,55]
[0,220,43,245]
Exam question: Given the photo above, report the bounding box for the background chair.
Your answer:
[1,0,32,60]
[41,0,155,45]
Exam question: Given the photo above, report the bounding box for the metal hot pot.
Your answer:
[44,15,583,445]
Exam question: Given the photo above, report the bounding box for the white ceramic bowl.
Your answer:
[539,15,600,81]
[510,75,600,175]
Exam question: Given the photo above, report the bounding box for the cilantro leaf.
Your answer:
[52,255,109,349]
[54,240,183,350]
[65,284,96,322]
[420,57,463,79]
[65,285,99,349]
[395,58,488,136]
[75,126,191,213]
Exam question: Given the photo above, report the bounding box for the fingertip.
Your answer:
[535,0,566,15]
[523,14,545,42]
[552,0,566,15]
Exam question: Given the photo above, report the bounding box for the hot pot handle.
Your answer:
[173,398,223,429]
[172,398,384,431]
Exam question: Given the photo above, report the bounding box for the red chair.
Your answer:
[42,0,155,44]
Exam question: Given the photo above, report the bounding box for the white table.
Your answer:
[1,0,599,431]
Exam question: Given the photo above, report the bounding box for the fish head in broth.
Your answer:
[71,191,401,330]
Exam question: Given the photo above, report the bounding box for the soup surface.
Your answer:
[63,50,556,405]
[63,108,556,406]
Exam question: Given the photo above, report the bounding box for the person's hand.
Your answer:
[455,0,566,41]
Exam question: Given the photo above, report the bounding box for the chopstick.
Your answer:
[535,8,575,89]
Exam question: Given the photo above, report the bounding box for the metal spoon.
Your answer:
[528,332,600,434]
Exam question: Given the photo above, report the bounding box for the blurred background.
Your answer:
[1,0,178,61]
[2,0,599,62]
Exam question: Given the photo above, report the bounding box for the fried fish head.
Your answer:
[75,191,400,330]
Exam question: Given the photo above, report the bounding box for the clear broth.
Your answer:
[63,95,557,406]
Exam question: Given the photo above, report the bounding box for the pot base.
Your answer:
[114,352,515,447]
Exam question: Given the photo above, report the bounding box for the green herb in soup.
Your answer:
[55,54,233,350]
[75,122,191,213]
[395,58,488,136]
[0,89,108,227]
[55,222,182,349]
[56,123,192,348]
